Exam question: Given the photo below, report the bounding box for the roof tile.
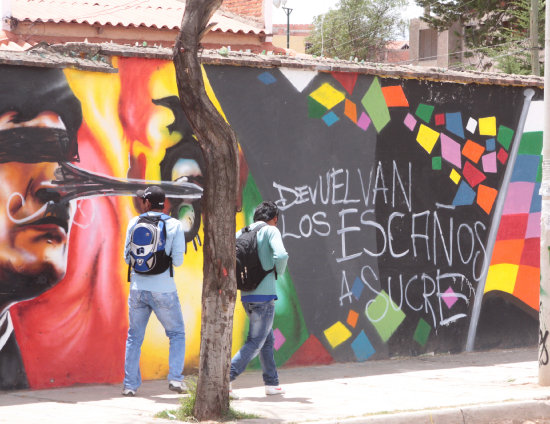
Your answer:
[0,30,34,51]
[12,0,265,34]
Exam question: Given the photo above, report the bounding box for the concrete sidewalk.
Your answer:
[1,347,550,423]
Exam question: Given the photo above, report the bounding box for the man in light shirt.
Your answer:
[123,185,187,396]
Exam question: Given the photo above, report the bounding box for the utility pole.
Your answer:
[321,15,324,56]
[530,0,540,75]
[282,6,293,49]
[465,88,534,352]
[539,0,550,385]
[2,0,12,31]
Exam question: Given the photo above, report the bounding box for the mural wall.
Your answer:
[0,56,542,390]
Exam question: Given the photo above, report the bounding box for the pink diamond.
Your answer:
[273,328,286,351]
[357,112,371,131]
[404,113,417,131]
[442,287,458,309]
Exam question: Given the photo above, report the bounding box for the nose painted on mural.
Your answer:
[46,162,201,202]
[39,161,204,248]
[7,188,70,238]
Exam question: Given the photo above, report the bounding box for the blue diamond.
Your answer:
[351,277,363,300]
[322,111,340,127]
[258,72,277,85]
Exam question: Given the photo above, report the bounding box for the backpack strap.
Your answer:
[127,216,142,283]
[242,222,276,276]
[243,222,267,234]
[160,214,174,277]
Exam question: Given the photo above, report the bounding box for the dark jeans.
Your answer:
[230,300,278,386]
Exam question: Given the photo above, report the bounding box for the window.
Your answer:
[419,28,437,61]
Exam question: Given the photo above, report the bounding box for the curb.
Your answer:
[308,399,550,424]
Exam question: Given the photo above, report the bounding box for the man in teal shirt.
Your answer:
[230,201,289,398]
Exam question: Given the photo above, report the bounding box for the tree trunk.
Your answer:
[173,0,239,419]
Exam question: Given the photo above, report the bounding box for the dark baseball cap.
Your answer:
[136,186,165,207]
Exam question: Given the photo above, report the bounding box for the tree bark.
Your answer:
[173,0,239,419]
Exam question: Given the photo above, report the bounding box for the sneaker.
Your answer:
[122,387,136,397]
[229,382,240,400]
[265,385,285,395]
[168,380,187,394]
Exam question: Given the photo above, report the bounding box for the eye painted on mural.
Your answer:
[163,155,203,249]
[172,158,202,180]
[156,96,205,250]
[172,162,202,237]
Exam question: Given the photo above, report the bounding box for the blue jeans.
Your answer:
[230,300,278,386]
[123,290,186,390]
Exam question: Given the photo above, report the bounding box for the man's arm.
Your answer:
[170,219,186,267]
[123,217,137,265]
[268,227,288,275]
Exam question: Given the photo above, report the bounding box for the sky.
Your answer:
[271,0,424,25]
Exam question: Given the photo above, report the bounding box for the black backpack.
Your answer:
[127,213,173,281]
[236,223,276,291]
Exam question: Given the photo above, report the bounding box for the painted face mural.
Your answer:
[1,61,205,390]
[0,118,71,304]
[0,67,82,389]
[0,56,543,391]
[0,68,81,308]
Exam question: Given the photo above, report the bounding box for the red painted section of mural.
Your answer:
[7,59,170,388]
[284,334,334,367]
[11,133,128,388]
[118,58,166,149]
[331,72,358,96]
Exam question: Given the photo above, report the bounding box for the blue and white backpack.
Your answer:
[127,213,172,280]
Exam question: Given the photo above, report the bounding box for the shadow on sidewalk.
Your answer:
[234,346,537,389]
[0,380,184,408]
[237,395,312,404]
[0,347,537,408]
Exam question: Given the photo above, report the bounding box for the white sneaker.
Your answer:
[168,380,187,394]
[229,382,240,400]
[265,385,285,395]
[122,387,136,396]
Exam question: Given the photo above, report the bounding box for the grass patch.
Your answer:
[155,379,261,422]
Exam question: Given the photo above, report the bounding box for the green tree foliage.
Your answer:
[483,0,545,74]
[306,0,406,61]
[416,0,544,74]
[416,0,510,48]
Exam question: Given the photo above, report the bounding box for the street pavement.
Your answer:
[1,347,549,423]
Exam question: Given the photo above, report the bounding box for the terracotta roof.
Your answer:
[0,30,34,51]
[384,49,410,63]
[386,40,409,50]
[11,0,265,34]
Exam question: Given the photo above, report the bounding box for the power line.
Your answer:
[308,3,405,49]
[310,11,404,54]
[447,45,532,71]
[308,0,524,60]
[393,37,530,65]
[313,26,530,69]
[308,0,482,50]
